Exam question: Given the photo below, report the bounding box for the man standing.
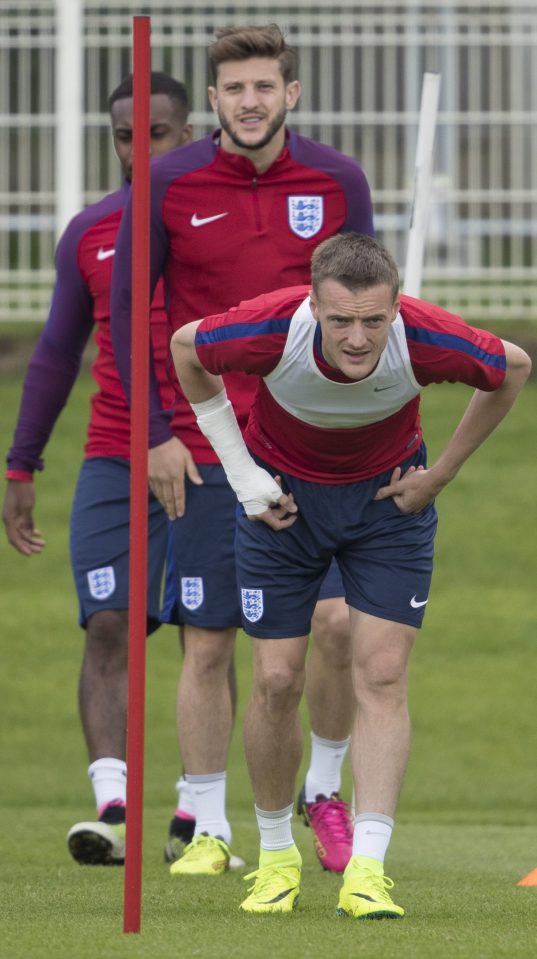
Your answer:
[111,24,374,877]
[170,232,531,915]
[2,73,193,865]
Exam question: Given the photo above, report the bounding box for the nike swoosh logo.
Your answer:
[96,247,115,261]
[191,212,229,227]
[410,595,428,608]
[374,384,396,392]
[261,887,297,903]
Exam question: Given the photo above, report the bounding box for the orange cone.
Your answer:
[517,868,537,887]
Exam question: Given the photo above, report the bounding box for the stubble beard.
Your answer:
[218,105,287,152]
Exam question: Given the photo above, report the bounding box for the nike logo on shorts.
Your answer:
[96,247,115,260]
[191,212,229,227]
[410,595,428,608]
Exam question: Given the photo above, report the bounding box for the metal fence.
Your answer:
[1,0,536,322]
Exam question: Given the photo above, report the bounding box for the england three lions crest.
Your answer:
[87,566,116,601]
[181,577,204,611]
[241,588,264,623]
[288,196,324,239]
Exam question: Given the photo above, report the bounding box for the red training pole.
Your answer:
[123,14,151,935]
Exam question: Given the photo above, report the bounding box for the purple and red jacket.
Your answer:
[110,129,374,462]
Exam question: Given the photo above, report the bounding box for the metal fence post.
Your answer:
[55,0,83,238]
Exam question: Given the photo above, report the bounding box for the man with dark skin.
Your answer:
[3,73,192,865]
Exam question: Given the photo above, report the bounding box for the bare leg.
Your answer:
[227,654,238,723]
[350,608,416,817]
[176,625,236,773]
[78,609,129,761]
[308,597,354,740]
[179,626,238,724]
[244,636,309,810]
[69,610,129,863]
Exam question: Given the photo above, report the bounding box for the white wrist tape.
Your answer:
[191,390,282,515]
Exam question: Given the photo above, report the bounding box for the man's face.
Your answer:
[310,279,400,381]
[207,57,300,153]
[111,93,192,180]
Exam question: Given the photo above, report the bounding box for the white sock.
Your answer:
[255,803,295,851]
[304,732,350,801]
[185,772,231,845]
[175,776,195,818]
[88,757,126,813]
[353,814,394,862]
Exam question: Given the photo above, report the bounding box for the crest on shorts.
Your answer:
[181,577,204,611]
[241,588,264,623]
[287,196,324,239]
[87,566,116,601]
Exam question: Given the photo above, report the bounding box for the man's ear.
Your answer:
[182,124,194,145]
[285,80,301,111]
[207,86,218,113]
[391,294,401,321]
[309,292,318,320]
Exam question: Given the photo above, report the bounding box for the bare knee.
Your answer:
[354,651,408,708]
[311,598,351,669]
[254,661,305,718]
[182,627,236,679]
[85,610,129,667]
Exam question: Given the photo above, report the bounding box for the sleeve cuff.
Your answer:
[5,470,34,482]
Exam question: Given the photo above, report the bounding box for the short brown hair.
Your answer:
[208,24,298,85]
[311,233,400,300]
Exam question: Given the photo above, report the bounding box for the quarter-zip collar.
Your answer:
[211,128,294,180]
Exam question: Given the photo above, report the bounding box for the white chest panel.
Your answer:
[264,297,421,428]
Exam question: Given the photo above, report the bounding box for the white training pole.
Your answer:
[349,72,441,824]
[403,72,441,297]
[55,0,83,239]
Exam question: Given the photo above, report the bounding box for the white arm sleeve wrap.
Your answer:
[191,390,283,515]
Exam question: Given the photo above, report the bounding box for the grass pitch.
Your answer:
[1,361,536,958]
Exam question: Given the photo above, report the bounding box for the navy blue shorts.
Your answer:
[236,445,438,639]
[160,464,345,628]
[317,556,344,601]
[70,457,168,634]
[161,465,242,628]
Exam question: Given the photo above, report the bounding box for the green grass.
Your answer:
[1,365,537,957]
[3,819,537,958]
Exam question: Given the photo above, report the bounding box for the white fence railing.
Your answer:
[1,0,536,322]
